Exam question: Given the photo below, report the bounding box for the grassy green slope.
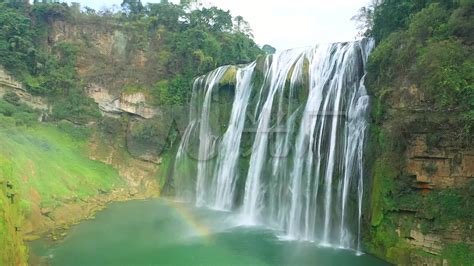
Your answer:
[0,189,28,265]
[0,119,124,207]
[0,115,125,263]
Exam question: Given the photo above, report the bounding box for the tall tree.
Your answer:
[121,0,144,17]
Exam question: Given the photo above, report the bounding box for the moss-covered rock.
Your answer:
[218,66,237,87]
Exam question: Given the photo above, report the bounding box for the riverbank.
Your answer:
[27,195,160,265]
[24,188,159,243]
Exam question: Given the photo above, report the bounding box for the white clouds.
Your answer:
[70,0,370,51]
[211,0,370,50]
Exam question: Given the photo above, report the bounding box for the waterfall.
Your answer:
[173,39,374,250]
[210,63,256,210]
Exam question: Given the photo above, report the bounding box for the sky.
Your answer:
[68,0,370,51]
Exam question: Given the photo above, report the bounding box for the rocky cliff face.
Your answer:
[52,20,127,61]
[119,92,157,119]
[50,20,157,93]
[51,20,169,164]
[401,133,473,258]
[407,134,473,190]
[366,83,473,265]
[86,84,157,119]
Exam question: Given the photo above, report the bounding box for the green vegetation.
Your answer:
[362,0,473,140]
[0,0,262,125]
[422,162,438,177]
[0,109,126,263]
[425,132,442,149]
[0,117,124,207]
[442,243,474,266]
[130,117,170,153]
[2,92,20,106]
[0,97,39,127]
[151,76,188,106]
[356,0,474,264]
[422,186,473,231]
[0,186,28,265]
[0,2,99,124]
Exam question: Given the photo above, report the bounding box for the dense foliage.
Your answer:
[360,0,473,137]
[0,91,40,127]
[0,2,100,123]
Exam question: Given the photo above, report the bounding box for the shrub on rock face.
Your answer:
[0,97,39,127]
[0,100,16,116]
[2,92,20,106]
[99,117,123,135]
[50,92,101,125]
[12,111,37,127]
[129,118,168,154]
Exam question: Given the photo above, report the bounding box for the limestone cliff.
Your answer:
[86,85,157,118]
[366,83,473,265]
[50,20,173,164]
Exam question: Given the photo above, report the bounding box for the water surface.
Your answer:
[30,199,389,266]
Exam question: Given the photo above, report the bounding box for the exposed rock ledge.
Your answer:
[406,134,473,190]
[86,84,157,119]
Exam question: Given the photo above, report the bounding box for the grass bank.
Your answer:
[0,115,126,264]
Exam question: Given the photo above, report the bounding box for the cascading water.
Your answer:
[173,39,374,251]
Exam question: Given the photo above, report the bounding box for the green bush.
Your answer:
[129,115,176,155]
[366,1,474,143]
[426,132,442,148]
[57,120,92,141]
[424,188,473,221]
[416,39,473,107]
[0,100,16,116]
[2,92,20,106]
[131,121,166,147]
[422,162,438,177]
[150,75,188,106]
[12,112,38,127]
[442,243,474,265]
[0,3,35,77]
[0,99,39,127]
[51,92,101,125]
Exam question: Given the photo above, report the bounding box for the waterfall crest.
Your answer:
[173,39,374,250]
